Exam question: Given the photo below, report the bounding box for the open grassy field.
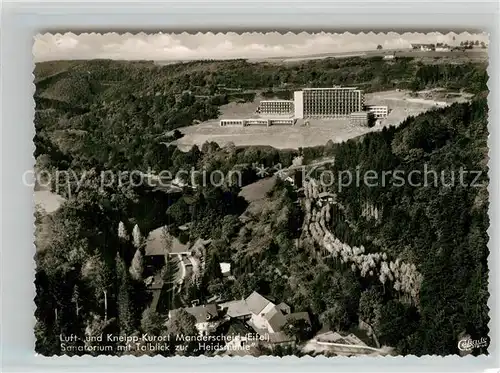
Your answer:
[249,48,488,65]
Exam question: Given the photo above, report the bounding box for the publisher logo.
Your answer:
[457,337,489,352]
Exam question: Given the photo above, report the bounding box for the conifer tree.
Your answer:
[71,284,82,317]
[129,248,144,281]
[116,254,134,335]
[118,221,128,241]
[132,224,142,248]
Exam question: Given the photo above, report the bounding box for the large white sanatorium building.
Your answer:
[219,86,388,127]
[294,87,364,119]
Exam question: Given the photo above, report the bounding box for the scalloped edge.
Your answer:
[33,31,489,62]
[31,30,491,359]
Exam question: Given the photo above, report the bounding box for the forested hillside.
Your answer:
[34,57,487,172]
[306,98,490,355]
[34,58,489,357]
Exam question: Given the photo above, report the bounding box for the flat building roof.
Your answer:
[302,87,360,91]
[260,100,294,103]
[221,117,294,121]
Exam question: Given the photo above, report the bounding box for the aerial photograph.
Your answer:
[33,32,490,357]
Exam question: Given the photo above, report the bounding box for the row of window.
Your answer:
[220,119,295,126]
[260,108,293,112]
[220,120,245,126]
[303,93,363,96]
[260,102,293,105]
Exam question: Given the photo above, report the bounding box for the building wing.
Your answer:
[245,291,272,315]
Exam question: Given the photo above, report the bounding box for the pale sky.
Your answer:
[33,32,488,62]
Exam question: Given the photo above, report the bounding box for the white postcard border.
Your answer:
[1,1,499,372]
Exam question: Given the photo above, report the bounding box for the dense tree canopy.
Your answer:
[34,57,489,357]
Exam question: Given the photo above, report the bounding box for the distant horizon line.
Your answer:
[35,44,488,64]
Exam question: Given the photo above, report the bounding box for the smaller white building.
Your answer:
[220,118,295,127]
[245,118,270,126]
[366,105,389,119]
[411,43,435,52]
[219,262,231,275]
[268,118,295,125]
[220,119,246,127]
[349,111,370,127]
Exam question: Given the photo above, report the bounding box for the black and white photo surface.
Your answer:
[32,32,490,357]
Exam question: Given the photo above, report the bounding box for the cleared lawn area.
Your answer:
[174,89,470,150]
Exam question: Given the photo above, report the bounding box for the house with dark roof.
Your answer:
[185,304,219,322]
[262,306,287,333]
[224,319,257,350]
[175,291,312,347]
[244,291,290,334]
[276,302,292,315]
[246,291,273,315]
[169,304,221,336]
[145,226,171,256]
[144,226,169,279]
[244,292,310,340]
[285,311,311,325]
[238,292,314,348]
[219,299,253,320]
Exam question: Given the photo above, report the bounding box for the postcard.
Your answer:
[32,31,490,357]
